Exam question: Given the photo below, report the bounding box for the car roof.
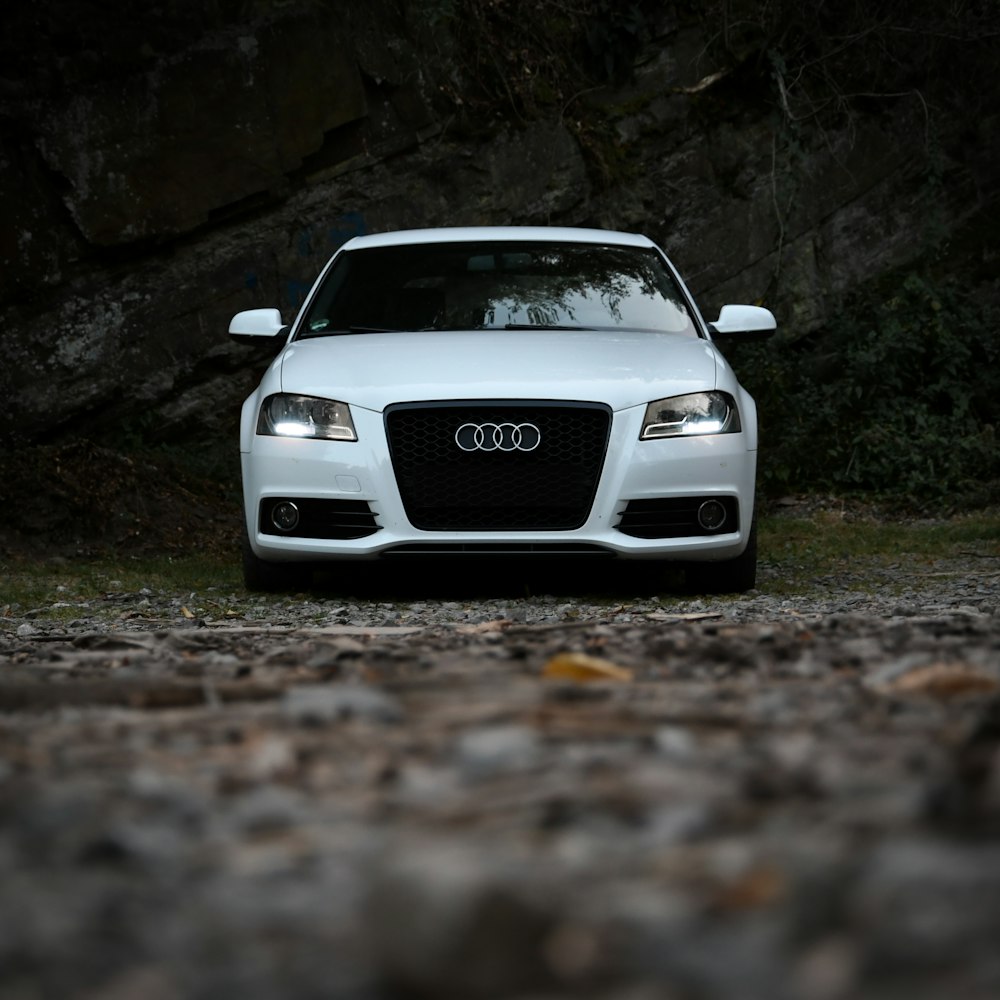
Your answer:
[337,226,658,251]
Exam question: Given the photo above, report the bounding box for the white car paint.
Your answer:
[232,226,775,591]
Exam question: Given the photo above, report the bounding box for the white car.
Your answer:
[230,227,776,592]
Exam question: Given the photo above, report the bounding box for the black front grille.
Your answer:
[616,497,739,538]
[259,498,380,539]
[385,402,611,530]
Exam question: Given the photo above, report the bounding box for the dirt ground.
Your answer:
[0,440,242,560]
[3,561,1000,999]
[3,442,1000,998]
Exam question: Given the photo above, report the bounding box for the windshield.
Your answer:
[297,241,700,338]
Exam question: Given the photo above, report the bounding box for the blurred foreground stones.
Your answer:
[2,584,1000,999]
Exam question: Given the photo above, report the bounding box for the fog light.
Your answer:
[697,499,727,531]
[271,501,300,532]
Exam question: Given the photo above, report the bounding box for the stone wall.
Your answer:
[1,2,996,446]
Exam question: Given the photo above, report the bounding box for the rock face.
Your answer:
[35,15,368,247]
[1,2,997,446]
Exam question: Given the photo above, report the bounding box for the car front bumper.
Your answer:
[242,403,756,564]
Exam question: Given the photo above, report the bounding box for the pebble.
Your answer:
[456,724,541,778]
[282,683,404,725]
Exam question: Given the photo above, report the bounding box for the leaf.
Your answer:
[179,606,196,620]
[542,652,633,683]
[456,619,514,635]
[646,611,723,623]
[884,663,998,699]
[712,866,786,911]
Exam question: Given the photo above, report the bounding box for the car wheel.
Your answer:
[241,530,310,592]
[685,518,757,595]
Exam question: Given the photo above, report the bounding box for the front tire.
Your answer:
[241,531,310,592]
[685,519,758,594]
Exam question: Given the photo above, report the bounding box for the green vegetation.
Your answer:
[728,274,1000,506]
[1,555,244,624]
[759,508,1000,596]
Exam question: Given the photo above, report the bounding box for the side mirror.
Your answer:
[708,304,777,341]
[229,308,289,348]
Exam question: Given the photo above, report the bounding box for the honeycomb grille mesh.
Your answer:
[385,403,611,530]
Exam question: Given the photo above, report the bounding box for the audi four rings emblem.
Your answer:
[455,422,541,452]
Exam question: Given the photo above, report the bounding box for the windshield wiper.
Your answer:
[301,325,400,338]
[502,323,592,331]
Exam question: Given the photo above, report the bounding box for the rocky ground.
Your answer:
[2,547,1000,1000]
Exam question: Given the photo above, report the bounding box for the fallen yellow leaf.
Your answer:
[542,652,633,683]
[887,662,998,699]
[712,866,787,911]
[180,606,196,620]
[456,619,513,635]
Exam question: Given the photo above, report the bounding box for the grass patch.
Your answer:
[2,508,997,617]
[759,508,1000,595]
[1,553,243,620]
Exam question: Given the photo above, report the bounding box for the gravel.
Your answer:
[1,551,999,999]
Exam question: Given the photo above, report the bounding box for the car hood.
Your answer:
[278,330,719,412]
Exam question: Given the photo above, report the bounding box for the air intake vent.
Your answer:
[616,497,739,538]
[259,498,380,539]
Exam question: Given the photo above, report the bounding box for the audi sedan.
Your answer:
[230,226,775,592]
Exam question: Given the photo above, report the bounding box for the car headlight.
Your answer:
[256,393,357,440]
[640,391,740,439]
